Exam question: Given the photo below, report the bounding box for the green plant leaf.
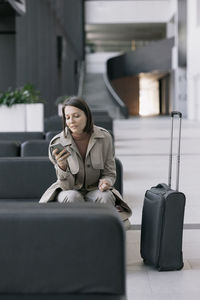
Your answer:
[0,84,44,107]
[55,95,69,105]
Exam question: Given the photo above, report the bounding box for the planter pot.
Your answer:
[58,104,62,116]
[0,103,44,132]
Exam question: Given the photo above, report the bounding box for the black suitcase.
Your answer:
[140,111,186,271]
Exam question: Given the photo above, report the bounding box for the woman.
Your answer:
[40,96,132,225]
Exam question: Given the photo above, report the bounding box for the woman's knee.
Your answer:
[86,190,115,206]
[57,190,84,203]
[100,190,115,205]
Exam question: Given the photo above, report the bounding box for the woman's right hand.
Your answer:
[53,149,71,171]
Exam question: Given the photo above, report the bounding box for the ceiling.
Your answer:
[85,23,166,52]
[0,0,25,16]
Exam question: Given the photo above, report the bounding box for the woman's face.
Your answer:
[64,105,87,135]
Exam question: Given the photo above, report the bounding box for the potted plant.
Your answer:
[0,84,44,132]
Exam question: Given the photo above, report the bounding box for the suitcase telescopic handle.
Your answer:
[171,111,182,118]
[168,111,182,191]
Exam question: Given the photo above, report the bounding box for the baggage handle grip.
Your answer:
[155,183,170,191]
[171,111,182,118]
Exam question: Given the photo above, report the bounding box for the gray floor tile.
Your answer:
[114,117,200,225]
[114,117,200,299]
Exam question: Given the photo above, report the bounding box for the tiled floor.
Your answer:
[126,230,200,300]
[114,116,200,300]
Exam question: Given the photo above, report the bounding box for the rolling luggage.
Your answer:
[140,111,186,271]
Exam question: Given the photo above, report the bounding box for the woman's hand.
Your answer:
[98,179,112,192]
[53,149,71,171]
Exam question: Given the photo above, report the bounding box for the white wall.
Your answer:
[139,77,160,116]
[167,0,177,38]
[85,0,173,24]
[168,0,177,20]
[187,0,200,120]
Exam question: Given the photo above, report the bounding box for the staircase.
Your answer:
[82,73,124,119]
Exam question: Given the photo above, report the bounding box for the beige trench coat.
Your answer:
[39,125,132,221]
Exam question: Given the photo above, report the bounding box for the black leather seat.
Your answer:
[44,115,63,132]
[0,132,44,142]
[115,158,123,196]
[45,114,113,133]
[0,157,126,299]
[45,130,60,141]
[0,157,123,200]
[0,157,55,202]
[21,140,49,157]
[0,141,20,157]
[0,202,126,299]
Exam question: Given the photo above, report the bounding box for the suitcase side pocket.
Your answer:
[141,190,165,266]
[158,191,186,271]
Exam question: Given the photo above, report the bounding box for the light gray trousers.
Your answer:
[57,189,116,206]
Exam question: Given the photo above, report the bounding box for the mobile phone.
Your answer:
[50,143,65,155]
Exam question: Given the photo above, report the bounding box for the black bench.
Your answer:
[0,157,126,299]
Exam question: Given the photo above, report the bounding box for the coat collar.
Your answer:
[86,126,105,157]
[60,125,105,158]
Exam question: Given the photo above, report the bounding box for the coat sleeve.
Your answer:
[100,131,116,186]
[48,138,75,190]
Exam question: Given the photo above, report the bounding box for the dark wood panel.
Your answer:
[111,76,139,116]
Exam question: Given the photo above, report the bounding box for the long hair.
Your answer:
[62,96,94,136]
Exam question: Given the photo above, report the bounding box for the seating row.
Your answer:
[0,129,113,144]
[0,130,59,142]
[45,112,113,132]
[0,157,123,201]
[0,116,124,298]
[0,113,123,300]
[0,140,49,157]
[0,141,123,195]
[0,156,126,299]
[0,128,114,156]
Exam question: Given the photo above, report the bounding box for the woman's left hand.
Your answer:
[98,179,111,192]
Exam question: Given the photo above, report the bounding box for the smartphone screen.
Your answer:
[50,143,65,155]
